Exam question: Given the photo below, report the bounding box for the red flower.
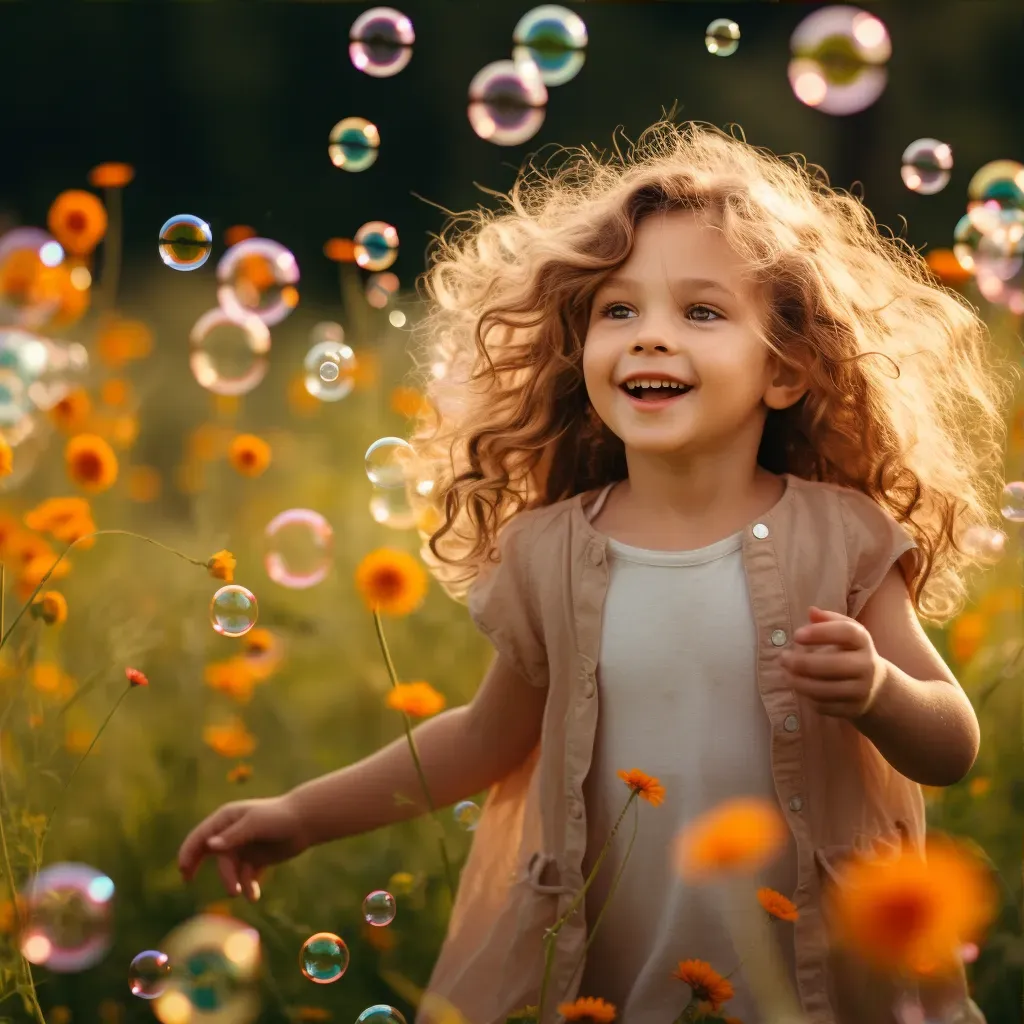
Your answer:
[125,667,148,687]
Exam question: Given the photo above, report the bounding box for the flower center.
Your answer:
[74,452,104,481]
[65,211,88,234]
[371,567,403,599]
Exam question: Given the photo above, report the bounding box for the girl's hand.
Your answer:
[780,606,888,719]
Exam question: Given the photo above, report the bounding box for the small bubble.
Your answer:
[705,18,740,57]
[299,932,349,984]
[512,5,588,87]
[354,221,399,272]
[319,360,340,383]
[217,238,300,327]
[453,800,481,831]
[1000,481,1024,523]
[389,310,407,328]
[210,585,259,638]
[900,139,953,195]
[305,324,357,402]
[365,436,415,488]
[329,117,381,172]
[468,59,548,146]
[362,890,397,927]
[129,950,170,999]
[356,1008,407,1024]
[264,509,334,590]
[159,214,213,271]
[349,7,415,78]
[959,525,1006,564]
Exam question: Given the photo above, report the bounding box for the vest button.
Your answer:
[783,713,800,733]
[588,543,605,567]
[771,629,787,646]
[752,523,769,539]
[789,795,803,811]
[568,798,583,819]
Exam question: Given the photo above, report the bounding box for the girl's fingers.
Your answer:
[239,862,261,902]
[216,854,242,897]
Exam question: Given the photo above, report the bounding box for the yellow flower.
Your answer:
[674,797,787,881]
[204,658,257,704]
[203,718,257,759]
[0,437,11,478]
[671,960,734,1011]
[65,433,118,492]
[354,548,428,616]
[557,996,616,1022]
[617,768,665,807]
[88,162,135,188]
[127,465,161,503]
[31,591,67,626]
[825,834,997,977]
[386,681,446,718]
[207,549,236,583]
[228,433,271,478]
[48,190,107,256]
[757,886,799,922]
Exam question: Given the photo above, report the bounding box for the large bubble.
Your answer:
[189,307,270,396]
[264,509,334,589]
[299,932,349,984]
[468,58,548,146]
[217,238,300,327]
[159,215,213,271]
[512,5,588,87]
[349,7,415,78]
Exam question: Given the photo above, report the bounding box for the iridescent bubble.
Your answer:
[349,7,415,78]
[299,932,349,984]
[356,1007,407,1024]
[217,238,300,327]
[354,221,399,272]
[264,509,334,589]
[152,914,262,1024]
[158,214,213,271]
[328,117,381,172]
[129,949,171,999]
[959,524,1006,564]
[305,338,357,402]
[512,5,588,87]
[976,259,1024,315]
[189,307,270,397]
[967,160,1024,212]
[370,488,418,531]
[20,863,115,973]
[900,139,953,196]
[366,271,400,309]
[705,18,740,57]
[788,6,891,116]
[362,890,397,927]
[0,228,64,328]
[468,59,548,146]
[365,436,415,488]
[320,360,339,382]
[453,800,481,832]
[1000,481,1024,523]
[956,209,1024,281]
[210,585,259,637]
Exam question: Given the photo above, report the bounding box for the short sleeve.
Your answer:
[837,487,922,620]
[466,514,548,687]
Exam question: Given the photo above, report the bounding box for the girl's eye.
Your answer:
[688,305,722,322]
[600,302,634,320]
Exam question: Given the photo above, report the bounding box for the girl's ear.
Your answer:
[764,354,809,411]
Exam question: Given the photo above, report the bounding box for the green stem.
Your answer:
[1,529,211,651]
[537,791,637,1022]
[371,609,457,905]
[100,186,123,312]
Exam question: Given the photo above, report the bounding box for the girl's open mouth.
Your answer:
[620,382,694,407]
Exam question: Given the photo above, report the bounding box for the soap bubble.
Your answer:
[304,330,357,402]
[356,1007,407,1024]
[362,890,397,927]
[329,117,381,172]
[189,307,270,397]
[453,800,481,831]
[152,914,261,1024]
[955,210,1024,281]
[967,160,1024,212]
[900,139,953,195]
[468,58,548,146]
[1000,482,1024,523]
[705,18,740,56]
[129,949,171,999]
[366,271,400,308]
[217,238,300,327]
[319,360,339,382]
[210,585,259,637]
[20,863,115,972]
[299,932,349,984]
[349,7,415,78]
[369,488,417,530]
[354,221,399,272]
[365,436,415,488]
[959,524,1007,564]
[788,5,891,116]
[512,5,588,87]
[0,228,65,328]
[264,509,334,589]
[159,214,213,271]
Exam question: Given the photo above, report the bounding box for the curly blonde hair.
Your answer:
[405,120,1016,623]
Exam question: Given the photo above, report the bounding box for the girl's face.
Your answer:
[583,210,799,468]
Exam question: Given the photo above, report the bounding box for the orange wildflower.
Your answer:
[243,627,274,655]
[947,613,988,664]
[49,388,92,432]
[96,317,152,368]
[386,681,446,718]
[0,437,11,478]
[355,548,428,616]
[825,834,997,977]
[30,591,67,626]
[88,162,135,188]
[207,549,236,583]
[323,238,357,262]
[24,496,91,533]
[6,529,55,569]
[127,465,161,502]
[205,658,257,704]
[674,797,787,881]
[19,552,70,600]
[557,996,616,1022]
[65,727,94,754]
[227,764,253,784]
[671,959,734,1011]
[757,886,799,922]
[203,718,257,759]
[125,667,148,687]
[100,378,131,407]
[31,662,74,698]
[617,768,666,807]
[228,434,271,478]
[50,514,97,550]
[65,433,118,492]
[925,248,971,287]
[968,776,991,797]
[390,385,432,419]
[47,190,107,256]
[224,225,257,248]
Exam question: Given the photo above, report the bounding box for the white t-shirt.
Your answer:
[579,522,799,1024]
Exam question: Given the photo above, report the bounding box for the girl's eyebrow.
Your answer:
[598,275,737,300]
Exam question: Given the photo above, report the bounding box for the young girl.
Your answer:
[179,122,1013,1024]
